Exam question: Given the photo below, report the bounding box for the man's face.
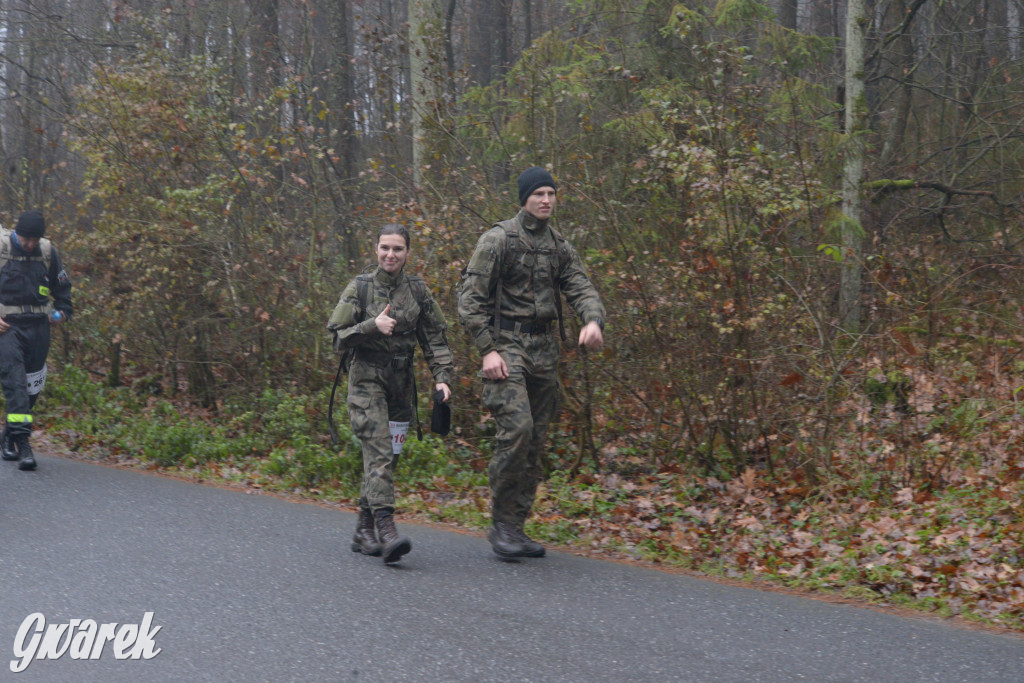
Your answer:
[15,234,39,252]
[524,187,556,220]
[376,234,408,274]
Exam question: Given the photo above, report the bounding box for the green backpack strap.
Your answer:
[356,274,372,313]
[404,274,433,442]
[494,220,519,340]
[406,274,431,309]
[328,272,375,445]
[547,226,569,341]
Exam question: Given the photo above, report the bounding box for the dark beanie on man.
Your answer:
[14,211,46,238]
[517,167,556,206]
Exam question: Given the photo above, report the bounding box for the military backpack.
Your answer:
[458,218,572,341]
[327,268,432,444]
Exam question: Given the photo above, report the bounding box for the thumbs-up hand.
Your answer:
[375,303,397,336]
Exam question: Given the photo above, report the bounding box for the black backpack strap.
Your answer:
[327,350,347,445]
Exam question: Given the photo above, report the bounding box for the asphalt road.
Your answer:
[2,449,1022,682]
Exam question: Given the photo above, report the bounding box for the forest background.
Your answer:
[4,0,1024,629]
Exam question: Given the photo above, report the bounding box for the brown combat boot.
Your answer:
[351,508,382,556]
[374,508,411,564]
[487,521,527,559]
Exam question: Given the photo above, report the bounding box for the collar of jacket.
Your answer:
[10,233,40,256]
[516,208,549,233]
[374,266,404,288]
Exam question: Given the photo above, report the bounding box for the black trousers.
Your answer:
[0,317,50,442]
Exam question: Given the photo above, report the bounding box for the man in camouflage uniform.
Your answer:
[459,167,605,559]
[327,224,454,564]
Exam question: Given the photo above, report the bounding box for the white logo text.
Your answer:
[11,612,162,673]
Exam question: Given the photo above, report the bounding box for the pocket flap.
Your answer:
[348,392,371,409]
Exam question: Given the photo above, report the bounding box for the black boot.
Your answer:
[1,432,17,461]
[16,440,36,471]
[374,508,411,564]
[511,524,546,558]
[351,508,383,556]
[488,521,527,559]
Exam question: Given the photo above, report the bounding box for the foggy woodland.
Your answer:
[3,0,1024,482]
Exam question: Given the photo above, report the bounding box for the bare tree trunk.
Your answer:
[327,0,359,262]
[468,0,513,86]
[444,0,457,99]
[496,0,514,74]
[20,1,44,207]
[840,0,868,331]
[811,0,838,38]
[987,0,1007,62]
[409,0,444,190]
[524,0,533,49]
[469,0,496,85]
[248,0,282,105]
[248,0,283,192]
[1011,0,1022,59]
[778,0,798,30]
[0,0,10,214]
[879,0,915,170]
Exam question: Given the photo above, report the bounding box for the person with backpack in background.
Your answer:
[0,211,73,472]
[327,223,454,564]
[458,167,606,559]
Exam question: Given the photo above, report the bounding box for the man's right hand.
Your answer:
[375,303,396,336]
[482,351,508,380]
[0,317,9,334]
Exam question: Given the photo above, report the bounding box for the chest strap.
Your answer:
[0,303,51,317]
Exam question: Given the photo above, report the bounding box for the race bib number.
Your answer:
[389,421,409,455]
[27,366,47,396]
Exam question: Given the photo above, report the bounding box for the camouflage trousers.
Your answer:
[347,353,415,512]
[482,330,561,525]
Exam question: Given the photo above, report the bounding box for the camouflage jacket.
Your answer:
[327,266,454,385]
[458,209,606,357]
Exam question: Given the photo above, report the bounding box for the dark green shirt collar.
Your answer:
[516,208,549,233]
[374,266,404,288]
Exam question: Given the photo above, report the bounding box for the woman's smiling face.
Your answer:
[376,233,409,274]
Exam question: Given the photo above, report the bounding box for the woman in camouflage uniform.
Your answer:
[327,224,454,564]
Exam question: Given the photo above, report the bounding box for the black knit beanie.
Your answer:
[517,167,556,206]
[14,211,46,238]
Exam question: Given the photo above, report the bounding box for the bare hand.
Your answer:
[482,351,508,380]
[578,321,603,351]
[435,383,451,402]
[0,317,9,334]
[375,303,396,336]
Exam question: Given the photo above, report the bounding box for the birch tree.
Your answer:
[409,0,444,189]
[840,0,868,331]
